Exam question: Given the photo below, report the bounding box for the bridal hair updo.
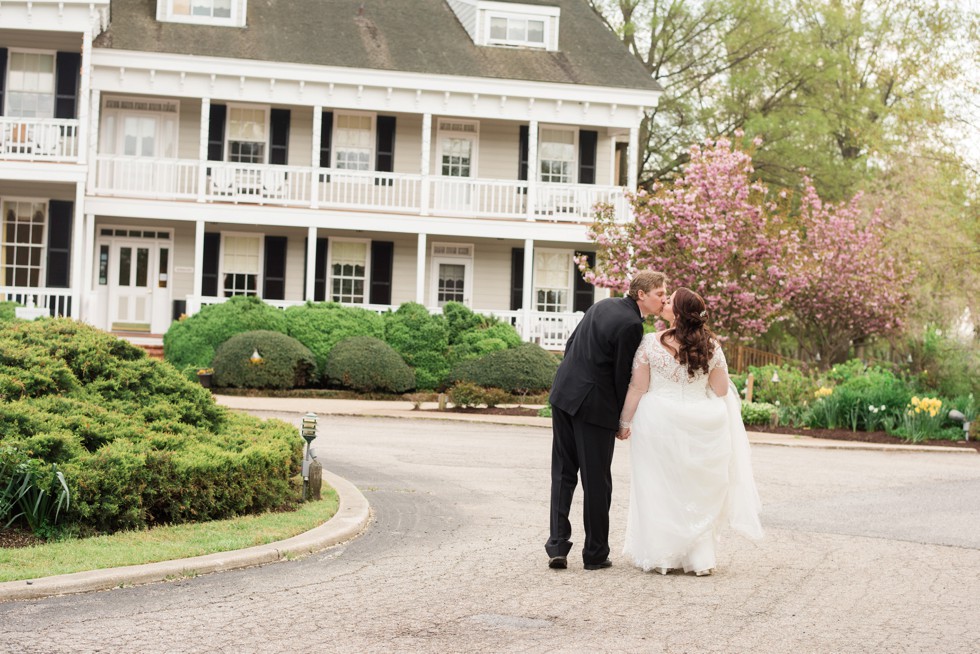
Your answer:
[662,287,715,377]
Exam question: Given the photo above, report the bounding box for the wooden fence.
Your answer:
[726,343,798,373]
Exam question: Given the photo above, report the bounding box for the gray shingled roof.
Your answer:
[95,0,659,92]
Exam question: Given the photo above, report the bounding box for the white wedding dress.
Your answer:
[621,333,763,573]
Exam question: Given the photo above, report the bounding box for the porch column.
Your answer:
[86,89,100,194]
[608,136,618,186]
[627,126,639,192]
[193,219,205,300]
[82,212,95,314]
[198,98,210,203]
[521,238,535,340]
[70,183,86,318]
[416,233,427,305]
[311,105,321,209]
[525,120,538,221]
[77,28,93,164]
[420,113,432,216]
[305,226,317,301]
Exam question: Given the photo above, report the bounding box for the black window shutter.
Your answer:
[319,111,333,168]
[202,232,220,296]
[518,125,529,181]
[54,52,81,120]
[269,109,290,165]
[304,237,329,302]
[369,241,394,305]
[0,48,7,116]
[573,251,596,312]
[46,201,73,288]
[510,248,524,310]
[207,104,227,161]
[578,130,598,185]
[375,115,396,186]
[263,236,287,300]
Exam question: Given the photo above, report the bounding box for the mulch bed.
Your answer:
[0,527,42,549]
[425,407,979,452]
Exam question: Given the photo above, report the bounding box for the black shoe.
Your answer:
[584,559,612,570]
[548,556,568,569]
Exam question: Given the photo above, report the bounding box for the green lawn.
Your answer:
[0,489,338,582]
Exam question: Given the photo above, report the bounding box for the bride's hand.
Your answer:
[616,427,631,441]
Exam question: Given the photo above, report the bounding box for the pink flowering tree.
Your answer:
[782,181,913,363]
[580,135,799,342]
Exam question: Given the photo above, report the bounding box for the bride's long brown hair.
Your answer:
[660,287,715,377]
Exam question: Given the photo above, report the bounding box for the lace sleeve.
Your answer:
[709,342,728,372]
[619,341,651,428]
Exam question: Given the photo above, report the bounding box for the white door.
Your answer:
[109,241,155,331]
[437,135,475,212]
[431,258,472,307]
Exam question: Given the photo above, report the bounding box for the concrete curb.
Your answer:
[0,468,371,602]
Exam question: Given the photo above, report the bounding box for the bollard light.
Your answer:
[771,370,780,384]
[250,348,263,364]
[948,410,972,442]
[300,412,318,501]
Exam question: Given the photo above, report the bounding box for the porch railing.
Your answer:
[93,156,629,223]
[0,286,73,317]
[0,117,80,162]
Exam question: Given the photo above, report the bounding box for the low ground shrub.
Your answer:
[324,336,414,393]
[163,296,288,374]
[285,302,385,376]
[447,381,484,408]
[0,319,301,536]
[384,303,449,390]
[806,367,913,432]
[212,330,316,390]
[742,402,778,426]
[0,301,19,323]
[746,363,817,407]
[448,343,559,395]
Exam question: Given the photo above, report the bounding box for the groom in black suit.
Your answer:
[546,270,667,570]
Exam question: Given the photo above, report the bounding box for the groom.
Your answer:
[545,270,667,570]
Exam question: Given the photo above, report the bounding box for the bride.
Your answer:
[617,287,763,575]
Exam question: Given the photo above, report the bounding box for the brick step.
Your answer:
[140,344,165,361]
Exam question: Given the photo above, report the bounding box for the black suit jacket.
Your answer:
[549,296,644,431]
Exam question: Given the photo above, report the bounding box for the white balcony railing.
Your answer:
[93,156,629,223]
[0,286,73,317]
[0,117,80,162]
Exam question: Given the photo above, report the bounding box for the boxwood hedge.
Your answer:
[324,336,415,393]
[284,302,385,377]
[384,303,450,390]
[448,343,559,394]
[212,330,317,389]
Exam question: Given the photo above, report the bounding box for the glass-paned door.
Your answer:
[436,263,466,306]
[436,121,478,213]
[109,242,155,331]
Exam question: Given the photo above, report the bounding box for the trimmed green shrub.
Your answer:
[443,302,486,343]
[742,402,778,426]
[447,381,484,408]
[0,319,301,536]
[746,363,818,407]
[284,302,385,376]
[163,296,288,374]
[0,301,19,323]
[324,336,414,393]
[449,343,559,394]
[384,303,449,390]
[212,330,316,389]
[481,387,511,408]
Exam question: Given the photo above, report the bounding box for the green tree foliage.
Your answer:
[212,330,317,390]
[284,302,386,376]
[163,296,288,373]
[324,336,415,393]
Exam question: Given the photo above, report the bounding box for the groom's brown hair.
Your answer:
[627,270,667,299]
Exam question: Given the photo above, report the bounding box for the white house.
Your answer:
[0,0,659,348]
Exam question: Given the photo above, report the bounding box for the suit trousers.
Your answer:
[546,406,617,565]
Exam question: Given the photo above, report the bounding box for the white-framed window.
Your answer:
[329,239,369,304]
[534,249,573,312]
[5,50,56,118]
[221,233,261,297]
[488,14,546,47]
[157,0,246,27]
[438,120,479,178]
[539,127,576,184]
[226,105,268,164]
[334,113,374,171]
[1,199,46,287]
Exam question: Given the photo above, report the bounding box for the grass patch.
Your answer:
[0,487,338,582]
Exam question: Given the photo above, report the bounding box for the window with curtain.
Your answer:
[539,128,575,184]
[534,250,571,312]
[6,52,55,118]
[227,107,267,164]
[171,0,232,18]
[488,15,545,47]
[330,241,367,304]
[1,201,46,287]
[222,234,260,296]
[334,114,373,170]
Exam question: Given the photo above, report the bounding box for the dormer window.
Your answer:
[157,0,246,27]
[448,1,560,51]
